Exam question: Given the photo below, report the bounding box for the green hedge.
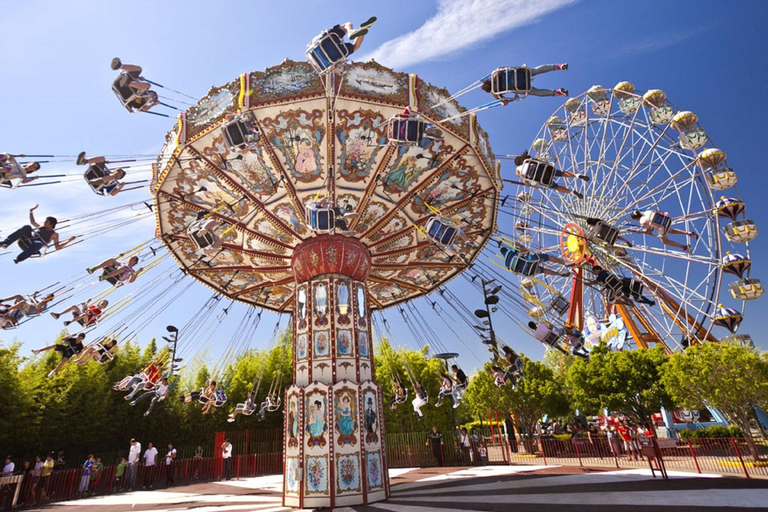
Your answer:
[677,425,742,439]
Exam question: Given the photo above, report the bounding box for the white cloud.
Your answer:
[606,27,707,58]
[360,0,578,69]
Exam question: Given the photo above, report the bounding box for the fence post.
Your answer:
[686,439,701,474]
[731,438,751,479]
[538,436,547,466]
[572,438,583,467]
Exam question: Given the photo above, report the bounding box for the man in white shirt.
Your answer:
[165,443,177,486]
[221,439,232,481]
[126,439,141,491]
[2,456,14,477]
[143,442,158,490]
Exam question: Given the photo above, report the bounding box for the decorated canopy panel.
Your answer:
[153,60,501,312]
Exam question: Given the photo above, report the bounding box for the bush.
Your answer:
[554,434,573,441]
[678,425,742,439]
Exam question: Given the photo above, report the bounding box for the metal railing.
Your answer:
[5,430,766,509]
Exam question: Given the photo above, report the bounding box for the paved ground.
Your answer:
[32,465,768,512]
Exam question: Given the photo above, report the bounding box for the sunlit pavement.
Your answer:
[36,465,768,511]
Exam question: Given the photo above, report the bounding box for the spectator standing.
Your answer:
[459,428,473,465]
[143,442,158,489]
[39,453,54,502]
[19,460,33,505]
[89,457,104,495]
[165,444,177,486]
[617,422,638,461]
[2,456,14,476]
[478,443,488,465]
[221,439,233,481]
[54,450,65,471]
[425,426,444,467]
[78,455,94,499]
[114,457,128,492]
[29,456,43,506]
[192,445,203,480]
[126,439,141,491]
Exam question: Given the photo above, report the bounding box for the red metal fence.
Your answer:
[4,430,768,509]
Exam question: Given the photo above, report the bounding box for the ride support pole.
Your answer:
[731,438,750,479]
[686,439,702,474]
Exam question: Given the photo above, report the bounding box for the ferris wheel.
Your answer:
[506,82,762,352]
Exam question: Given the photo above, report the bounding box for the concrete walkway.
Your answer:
[33,465,768,512]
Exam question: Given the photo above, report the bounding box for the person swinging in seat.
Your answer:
[188,212,224,254]
[500,243,571,278]
[257,392,281,421]
[588,265,656,306]
[450,365,468,409]
[481,63,569,105]
[434,373,453,408]
[307,17,377,73]
[630,209,698,252]
[76,338,118,366]
[227,391,257,423]
[0,291,55,329]
[412,381,428,421]
[390,379,407,410]
[387,107,443,148]
[77,153,138,196]
[51,299,109,328]
[32,333,86,378]
[514,151,588,198]
[110,58,159,113]
[129,377,169,417]
[1,205,75,263]
[87,254,142,286]
[332,200,358,233]
[0,155,41,187]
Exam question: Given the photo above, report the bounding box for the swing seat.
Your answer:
[425,216,458,246]
[536,328,561,347]
[508,254,540,276]
[188,219,219,251]
[94,343,116,364]
[306,30,350,75]
[267,397,282,412]
[649,212,672,232]
[491,67,532,96]
[84,164,111,196]
[621,278,644,300]
[550,295,570,315]
[591,220,620,246]
[241,404,257,416]
[387,115,426,146]
[305,202,337,232]
[603,273,624,299]
[221,114,260,152]
[520,158,557,187]
[112,74,154,113]
[17,232,51,259]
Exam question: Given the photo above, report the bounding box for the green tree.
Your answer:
[566,345,672,422]
[463,357,570,439]
[661,343,768,458]
[542,347,575,376]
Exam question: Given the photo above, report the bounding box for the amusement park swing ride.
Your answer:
[0,16,762,509]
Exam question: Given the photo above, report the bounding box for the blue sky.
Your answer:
[2,0,768,372]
